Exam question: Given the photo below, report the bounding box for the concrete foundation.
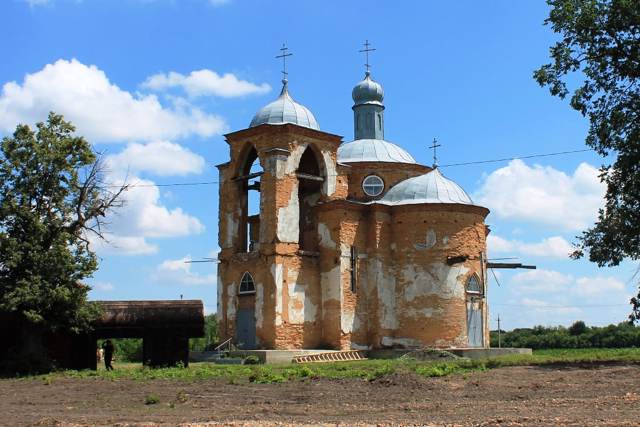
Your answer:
[369,347,532,360]
[229,349,339,364]
[194,347,533,364]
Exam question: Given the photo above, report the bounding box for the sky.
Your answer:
[1,0,637,330]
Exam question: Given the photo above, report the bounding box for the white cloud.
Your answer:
[155,255,217,286]
[475,160,605,231]
[487,235,515,253]
[105,140,205,176]
[111,176,205,238]
[0,59,226,142]
[91,282,115,292]
[89,233,158,256]
[498,270,631,327]
[488,234,574,259]
[516,297,582,316]
[575,276,626,297]
[511,269,627,298]
[159,257,192,272]
[518,236,574,258]
[511,269,573,293]
[88,174,204,256]
[142,70,270,98]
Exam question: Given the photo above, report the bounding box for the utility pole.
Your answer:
[497,314,501,348]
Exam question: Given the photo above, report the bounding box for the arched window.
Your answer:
[237,145,262,253]
[296,147,324,251]
[466,274,482,294]
[239,272,256,295]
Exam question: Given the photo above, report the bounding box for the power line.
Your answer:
[102,147,595,189]
[136,181,218,188]
[439,148,595,168]
[104,180,219,189]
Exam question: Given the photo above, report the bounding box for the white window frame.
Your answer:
[466,274,482,294]
[362,175,385,197]
[238,272,256,295]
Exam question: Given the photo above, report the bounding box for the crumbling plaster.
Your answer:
[217,123,491,351]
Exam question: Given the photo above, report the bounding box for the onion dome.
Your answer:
[352,71,384,106]
[379,168,474,205]
[250,79,320,130]
[338,138,416,164]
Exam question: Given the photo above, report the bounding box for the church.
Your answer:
[216,49,490,351]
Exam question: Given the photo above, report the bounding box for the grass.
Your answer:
[34,348,640,384]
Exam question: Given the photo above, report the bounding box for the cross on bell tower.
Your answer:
[275,43,293,83]
[359,39,376,74]
[430,138,442,168]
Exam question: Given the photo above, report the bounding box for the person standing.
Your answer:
[101,339,115,371]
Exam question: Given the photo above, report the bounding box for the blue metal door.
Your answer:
[236,308,256,349]
[467,300,483,348]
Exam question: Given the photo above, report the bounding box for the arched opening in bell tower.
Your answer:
[238,145,262,253]
[296,146,324,252]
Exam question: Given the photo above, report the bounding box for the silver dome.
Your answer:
[352,71,384,106]
[250,80,320,130]
[338,138,416,164]
[379,168,474,205]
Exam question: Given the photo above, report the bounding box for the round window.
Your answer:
[362,175,384,197]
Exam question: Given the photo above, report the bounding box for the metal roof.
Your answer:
[379,168,474,205]
[352,71,384,106]
[337,138,416,164]
[249,80,320,130]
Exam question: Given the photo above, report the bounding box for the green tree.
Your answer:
[189,314,219,351]
[569,320,588,336]
[534,0,640,322]
[0,113,127,335]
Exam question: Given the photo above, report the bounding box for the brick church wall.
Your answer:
[217,123,490,351]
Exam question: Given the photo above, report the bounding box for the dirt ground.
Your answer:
[2,363,639,426]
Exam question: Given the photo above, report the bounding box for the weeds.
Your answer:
[30,348,640,385]
[144,394,160,405]
[243,355,260,365]
[366,363,395,381]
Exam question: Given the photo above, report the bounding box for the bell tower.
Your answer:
[216,59,346,349]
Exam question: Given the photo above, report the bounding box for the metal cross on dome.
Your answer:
[430,138,442,168]
[359,40,376,73]
[276,43,293,81]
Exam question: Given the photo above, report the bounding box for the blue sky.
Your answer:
[1,0,637,330]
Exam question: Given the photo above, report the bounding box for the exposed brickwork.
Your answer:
[346,162,432,201]
[217,123,491,351]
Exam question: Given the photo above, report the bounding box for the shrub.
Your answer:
[243,355,260,365]
[145,394,160,405]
